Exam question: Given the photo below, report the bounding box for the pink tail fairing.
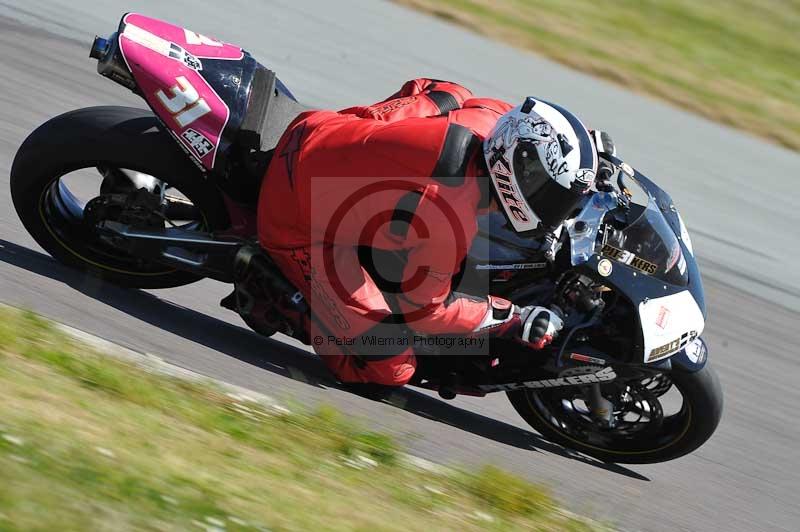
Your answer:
[117,13,244,170]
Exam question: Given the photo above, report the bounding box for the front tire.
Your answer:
[508,361,723,463]
[10,106,230,288]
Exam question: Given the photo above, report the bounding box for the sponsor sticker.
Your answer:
[569,353,607,365]
[478,366,617,392]
[476,263,548,270]
[182,51,202,70]
[647,330,698,362]
[684,338,707,364]
[655,306,671,330]
[167,42,202,70]
[181,128,214,158]
[601,243,658,275]
[597,258,613,277]
[124,24,203,71]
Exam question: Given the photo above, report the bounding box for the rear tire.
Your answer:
[10,106,230,289]
[508,361,723,464]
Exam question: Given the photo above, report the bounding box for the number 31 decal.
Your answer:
[155,76,212,128]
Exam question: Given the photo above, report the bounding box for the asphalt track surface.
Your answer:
[0,2,799,531]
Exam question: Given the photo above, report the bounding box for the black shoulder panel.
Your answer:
[431,123,480,187]
[389,189,424,239]
[427,90,460,115]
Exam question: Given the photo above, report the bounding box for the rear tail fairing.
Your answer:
[105,13,295,174]
[116,13,240,170]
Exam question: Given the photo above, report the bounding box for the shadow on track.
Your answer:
[0,238,649,480]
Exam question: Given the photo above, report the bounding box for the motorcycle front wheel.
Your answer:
[507,361,723,464]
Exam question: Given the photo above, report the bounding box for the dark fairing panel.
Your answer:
[198,55,301,170]
[460,211,554,300]
[196,55,259,166]
[605,155,706,318]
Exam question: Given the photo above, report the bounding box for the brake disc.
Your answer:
[639,373,673,398]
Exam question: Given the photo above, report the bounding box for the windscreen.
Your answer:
[600,179,688,286]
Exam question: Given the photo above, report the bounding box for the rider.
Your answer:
[257,78,599,387]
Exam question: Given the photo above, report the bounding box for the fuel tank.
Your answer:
[360,210,553,302]
[457,211,554,299]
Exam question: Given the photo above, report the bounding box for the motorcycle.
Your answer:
[10,13,722,464]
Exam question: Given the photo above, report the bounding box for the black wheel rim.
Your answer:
[37,165,207,277]
[525,373,693,456]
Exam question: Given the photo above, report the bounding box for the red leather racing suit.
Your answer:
[258,79,512,386]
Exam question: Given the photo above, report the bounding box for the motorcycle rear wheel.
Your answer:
[507,361,723,464]
[10,106,230,289]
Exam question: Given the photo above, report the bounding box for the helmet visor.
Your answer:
[512,141,550,198]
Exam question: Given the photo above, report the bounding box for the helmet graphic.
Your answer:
[484,97,598,233]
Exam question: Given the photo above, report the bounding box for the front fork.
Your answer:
[588,383,616,428]
[581,335,709,428]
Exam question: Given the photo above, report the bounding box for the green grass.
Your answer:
[0,308,606,531]
[396,0,800,151]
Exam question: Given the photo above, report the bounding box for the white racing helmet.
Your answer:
[484,97,598,233]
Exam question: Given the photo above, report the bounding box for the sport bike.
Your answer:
[10,13,722,464]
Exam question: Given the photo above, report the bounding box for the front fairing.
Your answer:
[566,157,706,363]
[625,160,706,318]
